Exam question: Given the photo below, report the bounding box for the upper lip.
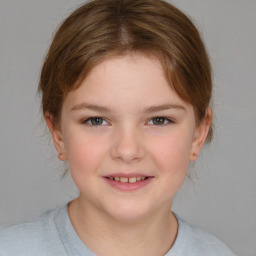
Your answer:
[104,172,154,178]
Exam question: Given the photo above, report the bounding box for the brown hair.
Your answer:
[39,0,213,141]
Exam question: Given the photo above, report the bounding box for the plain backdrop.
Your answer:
[0,0,255,255]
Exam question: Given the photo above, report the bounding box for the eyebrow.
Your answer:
[71,103,186,113]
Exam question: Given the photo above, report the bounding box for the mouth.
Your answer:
[105,176,151,183]
[103,174,154,191]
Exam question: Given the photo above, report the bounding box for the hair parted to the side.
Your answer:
[39,0,213,142]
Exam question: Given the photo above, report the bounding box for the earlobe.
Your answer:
[44,112,67,161]
[190,107,212,161]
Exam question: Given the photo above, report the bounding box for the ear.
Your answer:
[190,107,212,161]
[44,112,67,161]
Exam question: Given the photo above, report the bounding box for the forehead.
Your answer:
[63,53,191,112]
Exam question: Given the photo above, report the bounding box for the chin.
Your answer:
[103,200,153,223]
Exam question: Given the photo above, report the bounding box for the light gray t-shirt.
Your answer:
[0,205,235,255]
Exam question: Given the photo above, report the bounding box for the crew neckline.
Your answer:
[55,204,184,256]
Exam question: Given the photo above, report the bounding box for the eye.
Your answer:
[82,117,109,126]
[147,117,174,125]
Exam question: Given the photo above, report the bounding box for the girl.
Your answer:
[0,0,236,255]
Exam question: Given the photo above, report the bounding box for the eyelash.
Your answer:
[82,117,110,126]
[81,116,175,126]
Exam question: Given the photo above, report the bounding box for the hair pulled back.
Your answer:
[39,0,213,141]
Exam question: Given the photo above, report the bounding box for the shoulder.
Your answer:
[166,215,236,256]
[0,207,67,256]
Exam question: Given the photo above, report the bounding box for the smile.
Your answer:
[103,175,154,191]
[107,176,147,183]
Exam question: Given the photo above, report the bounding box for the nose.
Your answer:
[110,126,146,164]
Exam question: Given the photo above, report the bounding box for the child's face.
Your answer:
[50,54,209,221]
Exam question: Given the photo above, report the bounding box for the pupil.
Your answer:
[154,118,164,125]
[92,118,103,125]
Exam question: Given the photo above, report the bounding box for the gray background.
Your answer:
[0,0,255,255]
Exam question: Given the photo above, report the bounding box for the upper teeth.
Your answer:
[109,176,146,183]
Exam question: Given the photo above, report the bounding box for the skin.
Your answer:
[45,53,211,256]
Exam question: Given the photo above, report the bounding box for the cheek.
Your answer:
[63,132,109,197]
[64,132,107,176]
[151,130,192,165]
[149,129,193,186]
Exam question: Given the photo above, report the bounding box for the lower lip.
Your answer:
[103,177,154,191]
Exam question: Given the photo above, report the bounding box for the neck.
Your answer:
[68,198,178,256]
